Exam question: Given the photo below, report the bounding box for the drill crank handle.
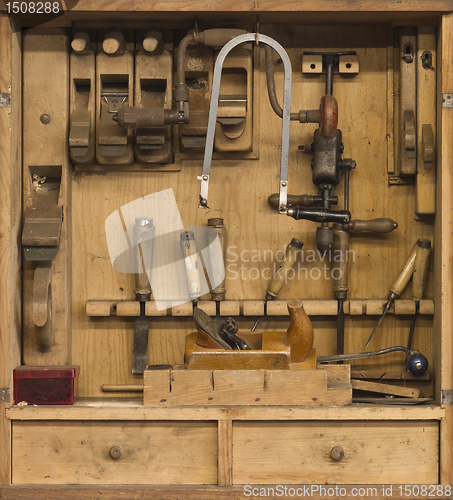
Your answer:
[287,207,351,224]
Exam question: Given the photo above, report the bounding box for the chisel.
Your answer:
[132,217,154,374]
[251,238,303,332]
[365,238,431,348]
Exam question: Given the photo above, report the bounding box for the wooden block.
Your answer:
[143,368,171,403]
[266,300,289,316]
[318,364,351,384]
[86,300,114,317]
[419,299,435,315]
[116,301,140,317]
[218,420,232,487]
[415,26,436,215]
[144,366,351,406]
[145,301,167,316]
[302,54,322,73]
[304,300,338,315]
[366,299,385,315]
[197,301,216,317]
[394,299,416,315]
[351,379,420,398]
[171,302,193,316]
[242,300,264,316]
[219,300,241,317]
[348,300,365,316]
[339,54,359,73]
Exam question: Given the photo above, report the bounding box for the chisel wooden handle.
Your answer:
[347,218,398,233]
[266,238,303,300]
[412,239,431,300]
[389,240,420,297]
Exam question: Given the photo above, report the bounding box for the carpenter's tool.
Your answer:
[318,346,428,376]
[180,231,202,301]
[251,238,303,332]
[193,308,250,350]
[132,217,155,374]
[207,218,227,320]
[351,379,420,398]
[365,238,431,348]
[332,219,398,356]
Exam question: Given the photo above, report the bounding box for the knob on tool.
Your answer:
[251,238,303,332]
[365,239,431,347]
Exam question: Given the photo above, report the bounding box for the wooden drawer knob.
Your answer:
[109,445,123,460]
[330,446,344,461]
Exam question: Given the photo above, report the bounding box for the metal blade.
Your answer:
[365,299,392,347]
[132,303,150,374]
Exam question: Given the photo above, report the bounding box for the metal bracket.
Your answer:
[0,93,11,107]
[102,92,128,113]
[442,94,453,108]
[0,388,10,403]
[442,390,453,405]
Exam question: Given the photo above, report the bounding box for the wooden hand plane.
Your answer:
[185,299,317,370]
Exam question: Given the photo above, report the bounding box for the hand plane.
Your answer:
[185,299,317,370]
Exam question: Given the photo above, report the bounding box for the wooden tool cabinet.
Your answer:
[1,2,453,499]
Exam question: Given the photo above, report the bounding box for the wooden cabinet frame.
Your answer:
[1,2,453,498]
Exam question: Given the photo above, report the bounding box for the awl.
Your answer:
[365,238,431,347]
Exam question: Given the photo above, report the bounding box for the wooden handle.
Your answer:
[199,29,246,47]
[266,239,303,299]
[348,218,398,233]
[286,299,314,364]
[389,241,419,297]
[332,226,349,295]
[319,95,338,138]
[412,239,431,300]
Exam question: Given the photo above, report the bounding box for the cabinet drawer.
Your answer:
[12,421,218,485]
[233,421,439,484]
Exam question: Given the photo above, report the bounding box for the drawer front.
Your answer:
[13,421,218,485]
[233,421,439,485]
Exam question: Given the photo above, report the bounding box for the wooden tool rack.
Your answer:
[1,2,453,498]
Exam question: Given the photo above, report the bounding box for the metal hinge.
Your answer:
[0,388,10,403]
[0,93,11,108]
[442,390,453,405]
[442,93,453,108]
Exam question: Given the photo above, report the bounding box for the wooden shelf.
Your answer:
[86,299,435,317]
[6,399,445,421]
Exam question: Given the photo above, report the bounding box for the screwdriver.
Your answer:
[251,238,303,332]
[365,238,431,348]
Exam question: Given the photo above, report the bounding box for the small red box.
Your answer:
[13,365,79,405]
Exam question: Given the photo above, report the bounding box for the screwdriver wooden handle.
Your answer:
[266,238,303,300]
[412,239,431,300]
[348,218,398,233]
[389,240,420,297]
[332,225,349,296]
